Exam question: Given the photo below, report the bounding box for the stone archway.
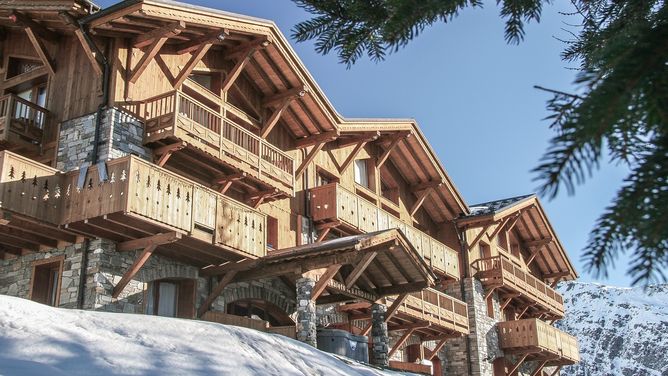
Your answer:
[220,278,296,323]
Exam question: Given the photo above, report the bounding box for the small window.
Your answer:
[189,73,213,90]
[486,295,495,318]
[146,279,196,318]
[30,256,64,307]
[315,167,338,187]
[353,159,369,188]
[497,230,508,251]
[267,216,278,250]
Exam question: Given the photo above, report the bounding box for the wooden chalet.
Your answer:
[0,1,579,375]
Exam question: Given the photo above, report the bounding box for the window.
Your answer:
[145,279,196,318]
[30,256,64,307]
[267,216,278,250]
[189,73,213,90]
[497,230,508,251]
[315,166,339,187]
[353,159,369,188]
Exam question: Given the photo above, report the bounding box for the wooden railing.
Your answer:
[0,151,267,258]
[472,256,564,317]
[0,94,47,146]
[310,183,460,279]
[201,311,296,339]
[119,90,294,195]
[385,288,469,335]
[498,318,580,364]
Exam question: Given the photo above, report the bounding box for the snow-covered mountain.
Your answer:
[557,282,668,376]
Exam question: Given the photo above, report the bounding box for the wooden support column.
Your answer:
[410,187,433,218]
[173,42,213,88]
[112,245,157,298]
[338,141,367,174]
[507,354,529,376]
[388,328,416,358]
[129,36,168,83]
[425,338,449,360]
[295,141,325,179]
[501,296,514,311]
[344,252,377,289]
[550,366,562,376]
[197,271,238,317]
[311,264,342,301]
[531,360,549,376]
[385,293,409,322]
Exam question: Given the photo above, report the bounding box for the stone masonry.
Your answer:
[371,303,390,367]
[296,277,317,346]
[57,108,151,172]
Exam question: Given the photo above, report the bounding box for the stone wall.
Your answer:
[0,244,84,309]
[217,278,296,316]
[57,108,151,172]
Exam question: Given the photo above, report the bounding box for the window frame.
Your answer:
[29,255,65,307]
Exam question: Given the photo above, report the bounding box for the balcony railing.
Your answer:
[0,94,47,150]
[0,151,266,258]
[472,256,564,318]
[386,288,469,335]
[498,318,580,364]
[119,90,294,195]
[310,183,460,279]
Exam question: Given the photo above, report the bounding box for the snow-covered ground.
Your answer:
[0,295,411,376]
[557,282,668,376]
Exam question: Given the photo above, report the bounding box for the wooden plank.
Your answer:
[117,232,182,251]
[197,271,238,317]
[129,36,168,84]
[388,328,416,358]
[173,42,213,88]
[344,251,377,289]
[112,245,157,298]
[337,141,367,174]
[133,21,186,48]
[24,27,55,76]
[377,134,405,168]
[311,264,342,301]
[74,29,103,76]
[295,141,325,179]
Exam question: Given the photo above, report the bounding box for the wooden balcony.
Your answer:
[472,256,565,319]
[0,150,267,265]
[498,318,580,365]
[119,91,294,198]
[310,183,460,279]
[0,94,46,157]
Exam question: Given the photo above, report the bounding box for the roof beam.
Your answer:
[377,132,410,168]
[311,264,342,301]
[21,24,55,76]
[117,232,182,252]
[262,86,308,108]
[74,29,102,76]
[112,245,157,298]
[133,21,185,48]
[337,131,380,148]
[176,29,228,55]
[173,42,213,88]
[129,36,168,84]
[295,141,325,180]
[294,130,339,149]
[222,39,270,93]
[197,271,238,318]
[344,251,377,289]
[261,96,293,138]
[338,141,367,174]
[466,223,493,252]
[9,11,58,43]
[410,187,433,218]
[410,180,443,193]
[524,237,553,248]
[487,213,520,242]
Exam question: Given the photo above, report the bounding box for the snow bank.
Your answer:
[0,295,410,376]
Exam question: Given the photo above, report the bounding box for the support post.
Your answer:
[112,245,156,298]
[296,277,317,347]
[371,303,390,366]
[197,271,237,317]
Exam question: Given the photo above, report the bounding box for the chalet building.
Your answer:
[0,1,579,375]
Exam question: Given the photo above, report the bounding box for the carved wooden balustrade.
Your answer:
[0,94,47,155]
[498,318,580,365]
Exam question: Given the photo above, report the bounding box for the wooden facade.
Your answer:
[0,1,580,374]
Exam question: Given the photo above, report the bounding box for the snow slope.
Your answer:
[0,295,410,376]
[557,282,668,376]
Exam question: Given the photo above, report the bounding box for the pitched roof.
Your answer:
[467,194,535,217]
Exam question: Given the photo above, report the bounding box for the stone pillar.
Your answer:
[371,303,390,367]
[296,277,317,347]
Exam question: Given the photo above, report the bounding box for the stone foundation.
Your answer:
[296,277,316,346]
[371,303,390,366]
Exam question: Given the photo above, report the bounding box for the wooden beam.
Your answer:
[133,21,185,48]
[526,247,543,266]
[260,96,295,139]
[524,237,554,248]
[385,293,409,322]
[410,180,443,193]
[197,271,238,317]
[316,227,331,243]
[410,187,432,218]
[129,36,168,84]
[467,223,493,251]
[222,40,269,93]
[549,366,562,376]
[377,134,405,168]
[544,271,571,279]
[531,360,549,376]
[263,86,308,108]
[295,141,325,179]
[361,323,372,336]
[311,264,342,301]
[344,252,377,289]
[425,339,448,360]
[508,354,529,376]
[337,132,380,148]
[487,214,516,242]
[154,141,187,167]
[176,29,228,55]
[173,42,213,88]
[337,302,371,312]
[388,328,416,358]
[501,297,514,311]
[338,141,367,174]
[73,29,102,76]
[9,11,58,42]
[24,27,55,76]
[112,245,156,298]
[117,232,181,252]
[294,130,340,148]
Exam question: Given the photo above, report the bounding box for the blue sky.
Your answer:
[97,0,633,286]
